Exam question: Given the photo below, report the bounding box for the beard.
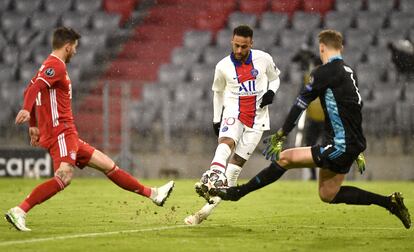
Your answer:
[65,54,73,63]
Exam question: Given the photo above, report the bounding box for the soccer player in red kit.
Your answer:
[5,27,174,231]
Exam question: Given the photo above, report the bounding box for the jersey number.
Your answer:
[343,66,361,105]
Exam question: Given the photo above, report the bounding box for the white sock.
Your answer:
[225,163,242,187]
[210,143,232,173]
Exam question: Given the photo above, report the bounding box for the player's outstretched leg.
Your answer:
[330,185,411,229]
[389,192,411,229]
[150,181,175,207]
[215,162,286,201]
[5,207,31,232]
[184,197,221,225]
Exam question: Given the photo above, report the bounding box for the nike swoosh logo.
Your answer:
[233,75,241,80]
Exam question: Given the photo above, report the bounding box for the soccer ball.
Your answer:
[200,169,228,194]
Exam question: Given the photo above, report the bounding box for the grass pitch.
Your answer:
[0,178,413,252]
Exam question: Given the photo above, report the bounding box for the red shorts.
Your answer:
[48,133,95,171]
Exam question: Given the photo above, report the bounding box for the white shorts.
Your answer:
[218,116,264,160]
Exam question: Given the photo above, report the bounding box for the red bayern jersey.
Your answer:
[25,54,77,148]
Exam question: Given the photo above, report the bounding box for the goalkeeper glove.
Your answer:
[262,129,286,162]
[213,122,221,137]
[356,153,366,174]
[259,90,275,108]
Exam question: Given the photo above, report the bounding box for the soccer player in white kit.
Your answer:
[184,25,281,225]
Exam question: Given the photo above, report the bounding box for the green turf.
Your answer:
[0,178,413,252]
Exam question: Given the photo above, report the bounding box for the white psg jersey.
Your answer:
[212,49,280,131]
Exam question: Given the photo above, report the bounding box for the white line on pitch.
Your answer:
[0,223,403,247]
[0,225,190,247]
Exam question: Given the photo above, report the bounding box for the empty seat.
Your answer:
[33,47,52,65]
[279,30,310,48]
[377,28,408,48]
[19,64,39,83]
[345,29,374,48]
[335,0,364,12]
[308,28,326,47]
[227,12,257,30]
[3,46,33,66]
[74,0,102,13]
[104,0,138,24]
[292,12,321,32]
[260,12,288,32]
[0,64,16,82]
[30,13,61,31]
[342,46,364,67]
[239,0,268,15]
[1,12,28,31]
[269,46,296,70]
[400,0,414,12]
[356,63,388,87]
[324,11,354,31]
[173,83,203,103]
[91,12,121,31]
[15,29,46,48]
[253,29,276,50]
[303,0,334,14]
[61,12,91,31]
[70,48,97,68]
[190,63,214,83]
[14,0,42,13]
[389,12,414,30]
[0,0,11,12]
[171,47,201,67]
[195,10,228,33]
[270,0,301,15]
[0,33,7,49]
[366,46,392,67]
[44,0,73,14]
[355,11,386,30]
[366,0,395,12]
[79,31,108,49]
[158,64,188,83]
[216,29,232,48]
[183,30,212,50]
[203,46,228,65]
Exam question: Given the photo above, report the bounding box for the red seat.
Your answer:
[195,10,228,33]
[208,0,237,16]
[271,0,301,16]
[303,0,333,15]
[103,0,139,24]
[240,0,269,15]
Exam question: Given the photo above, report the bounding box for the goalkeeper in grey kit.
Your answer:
[215,29,411,229]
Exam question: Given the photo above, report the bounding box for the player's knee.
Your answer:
[318,187,336,203]
[218,137,235,149]
[55,165,74,186]
[230,154,246,167]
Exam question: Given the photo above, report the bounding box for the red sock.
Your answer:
[106,165,151,197]
[19,177,66,213]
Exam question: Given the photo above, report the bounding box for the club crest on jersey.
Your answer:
[45,68,55,77]
[250,68,258,77]
[222,126,229,132]
[69,151,77,160]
